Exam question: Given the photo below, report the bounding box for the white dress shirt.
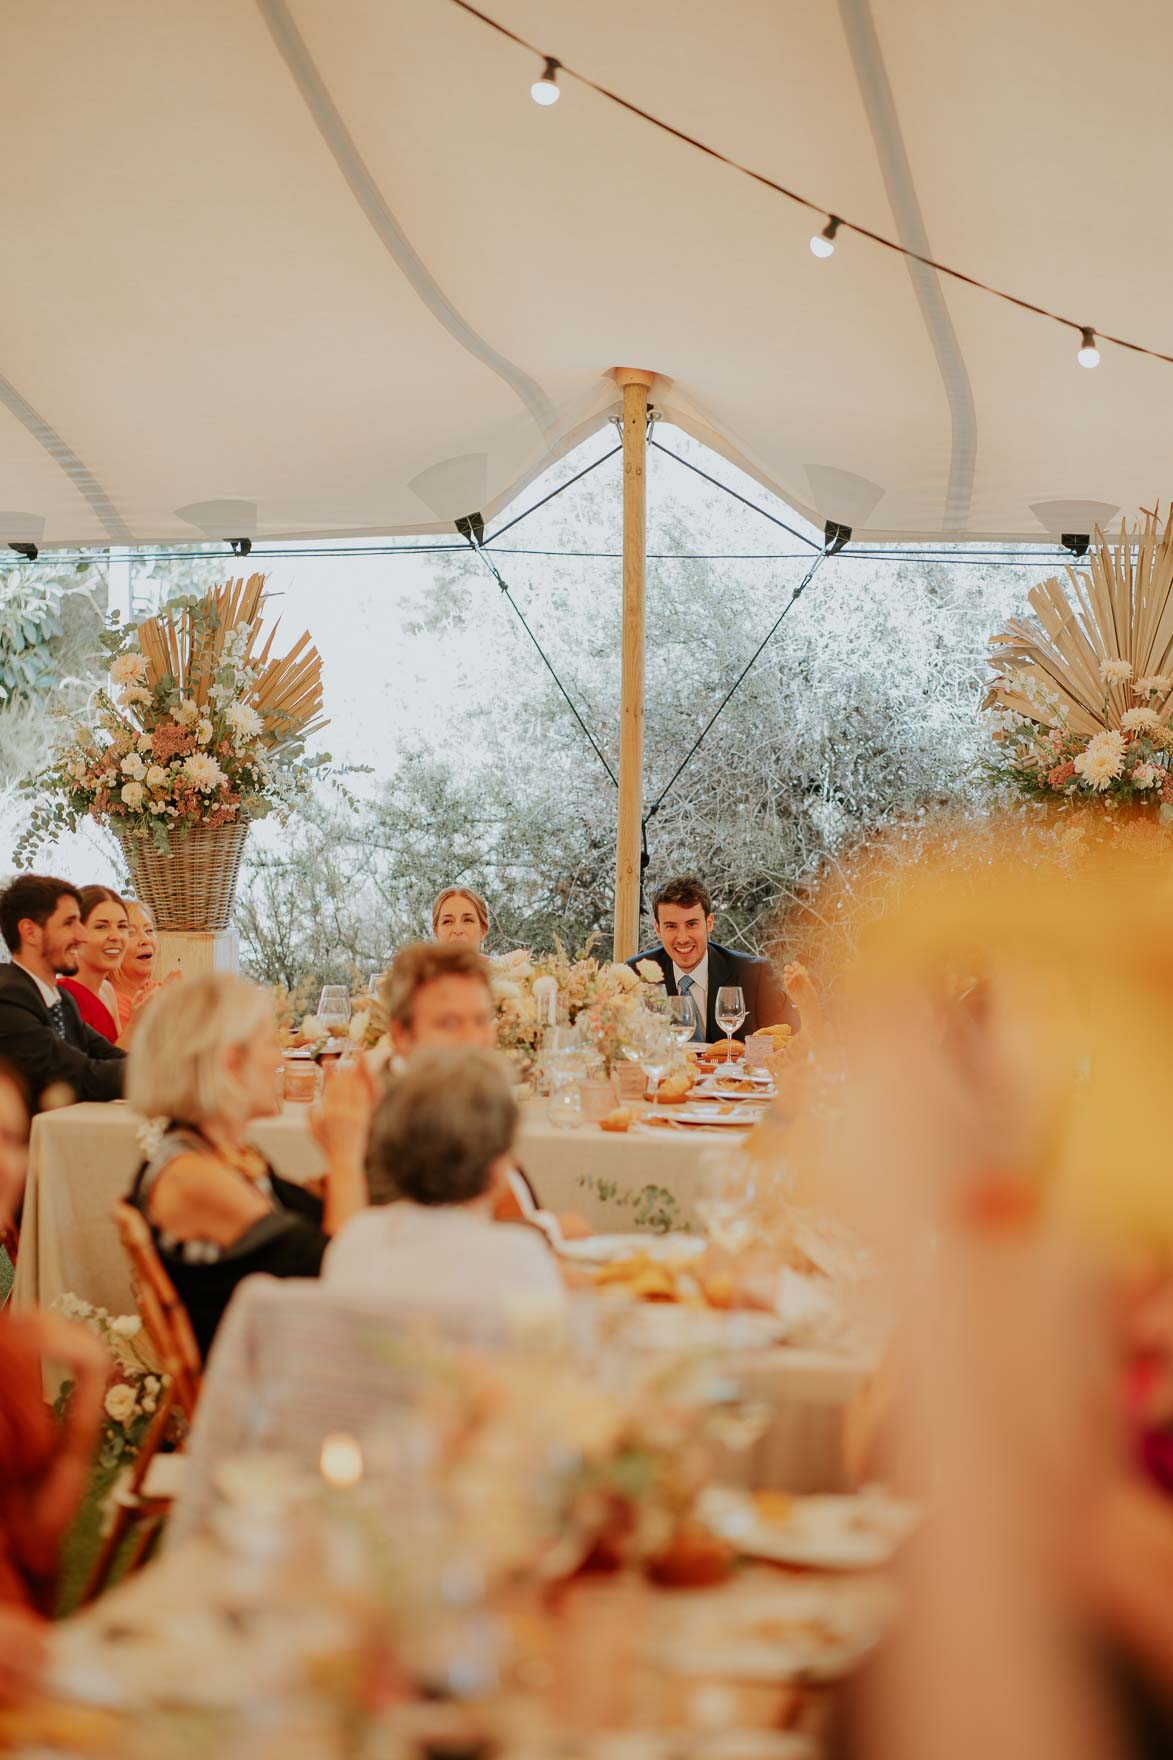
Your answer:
[323,1200,568,1326]
[11,958,61,1009]
[672,952,709,1039]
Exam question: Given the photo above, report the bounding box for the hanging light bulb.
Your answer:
[530,57,561,105]
[810,215,841,259]
[1077,326,1101,369]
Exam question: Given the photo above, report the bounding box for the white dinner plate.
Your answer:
[669,1105,760,1129]
[557,1232,705,1265]
[698,1487,920,1571]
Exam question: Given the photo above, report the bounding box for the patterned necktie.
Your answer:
[46,996,68,1039]
[678,973,705,1043]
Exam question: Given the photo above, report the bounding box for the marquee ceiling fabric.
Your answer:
[3,0,1170,550]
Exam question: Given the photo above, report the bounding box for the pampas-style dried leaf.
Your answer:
[987,508,1173,734]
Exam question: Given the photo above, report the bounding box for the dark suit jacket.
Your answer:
[0,963,125,1106]
[626,940,794,1042]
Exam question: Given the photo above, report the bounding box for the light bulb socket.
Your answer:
[1077,325,1100,367]
[821,215,842,243]
[531,56,562,103]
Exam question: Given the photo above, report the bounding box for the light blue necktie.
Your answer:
[678,974,705,1043]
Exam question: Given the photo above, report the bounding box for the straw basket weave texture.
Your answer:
[118,822,249,932]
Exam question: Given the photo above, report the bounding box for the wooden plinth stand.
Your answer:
[156,931,240,980]
[611,366,658,964]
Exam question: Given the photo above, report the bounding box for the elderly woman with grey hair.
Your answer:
[323,1046,566,1323]
[126,972,372,1358]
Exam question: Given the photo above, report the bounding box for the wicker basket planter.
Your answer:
[118,821,249,932]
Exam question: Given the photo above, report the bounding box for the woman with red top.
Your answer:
[0,1062,106,1700]
[58,886,132,1045]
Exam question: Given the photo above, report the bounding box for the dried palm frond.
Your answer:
[134,576,328,748]
[985,508,1173,735]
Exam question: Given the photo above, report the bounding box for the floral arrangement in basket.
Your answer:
[51,1294,173,1471]
[16,576,328,860]
[490,940,665,1069]
[985,510,1173,817]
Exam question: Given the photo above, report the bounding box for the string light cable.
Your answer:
[448,0,1171,371]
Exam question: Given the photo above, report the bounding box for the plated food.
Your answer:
[698,1487,920,1572]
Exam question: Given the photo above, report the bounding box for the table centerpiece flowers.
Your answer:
[490,941,664,1071]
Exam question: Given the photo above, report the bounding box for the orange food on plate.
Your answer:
[598,1108,632,1133]
[706,1038,745,1063]
[702,1271,735,1308]
[752,1489,795,1526]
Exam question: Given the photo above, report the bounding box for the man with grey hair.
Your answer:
[323,1047,567,1322]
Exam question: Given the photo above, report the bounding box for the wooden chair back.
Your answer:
[113,1202,203,1422]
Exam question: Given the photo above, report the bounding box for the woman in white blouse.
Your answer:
[324,1046,566,1326]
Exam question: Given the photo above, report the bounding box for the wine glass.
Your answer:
[317,985,351,1045]
[367,974,384,999]
[639,1019,677,1100]
[666,996,697,1046]
[715,985,747,1040]
[643,985,672,1025]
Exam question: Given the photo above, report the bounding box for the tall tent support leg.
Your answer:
[611,367,656,962]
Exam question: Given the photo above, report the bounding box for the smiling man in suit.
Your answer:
[627,875,792,1044]
[0,875,125,1107]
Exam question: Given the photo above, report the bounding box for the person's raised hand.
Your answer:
[309,1057,376,1169]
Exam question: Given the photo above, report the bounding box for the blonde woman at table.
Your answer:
[126,974,373,1360]
[431,885,489,950]
[0,1060,106,1700]
[109,899,174,1036]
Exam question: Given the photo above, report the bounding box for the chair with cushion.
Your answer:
[80,1204,203,1602]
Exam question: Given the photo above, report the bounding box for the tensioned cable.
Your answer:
[446,0,1173,370]
[644,547,829,824]
[0,543,1068,566]
[483,442,622,543]
[648,440,823,550]
[457,525,618,788]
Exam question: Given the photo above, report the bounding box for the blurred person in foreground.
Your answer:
[797,823,1173,1760]
[127,972,372,1360]
[0,1060,106,1702]
[324,1046,566,1326]
[0,875,125,1107]
[377,941,588,1240]
[431,885,490,951]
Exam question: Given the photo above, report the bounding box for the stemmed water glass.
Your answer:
[317,985,351,1052]
[666,995,697,1047]
[638,1016,677,1102]
[715,985,747,1040]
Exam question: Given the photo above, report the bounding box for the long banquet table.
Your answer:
[12,1099,728,1318]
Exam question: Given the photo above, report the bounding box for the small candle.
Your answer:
[319,1431,364,1489]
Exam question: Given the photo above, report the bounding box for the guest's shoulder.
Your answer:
[0,963,34,1000]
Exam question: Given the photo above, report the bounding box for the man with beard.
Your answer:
[0,876,126,1107]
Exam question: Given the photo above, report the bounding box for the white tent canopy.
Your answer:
[3,0,1170,551]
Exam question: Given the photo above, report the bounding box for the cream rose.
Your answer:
[104,1384,138,1425]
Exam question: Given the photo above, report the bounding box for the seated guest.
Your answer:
[378,942,587,1238]
[126,973,371,1359]
[58,885,130,1044]
[325,1047,566,1323]
[432,885,490,951]
[0,875,125,1106]
[0,1060,106,1634]
[110,898,169,1034]
[628,875,793,1043]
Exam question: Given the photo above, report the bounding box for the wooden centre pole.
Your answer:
[611,367,657,962]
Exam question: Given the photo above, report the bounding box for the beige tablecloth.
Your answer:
[12,1099,728,1317]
